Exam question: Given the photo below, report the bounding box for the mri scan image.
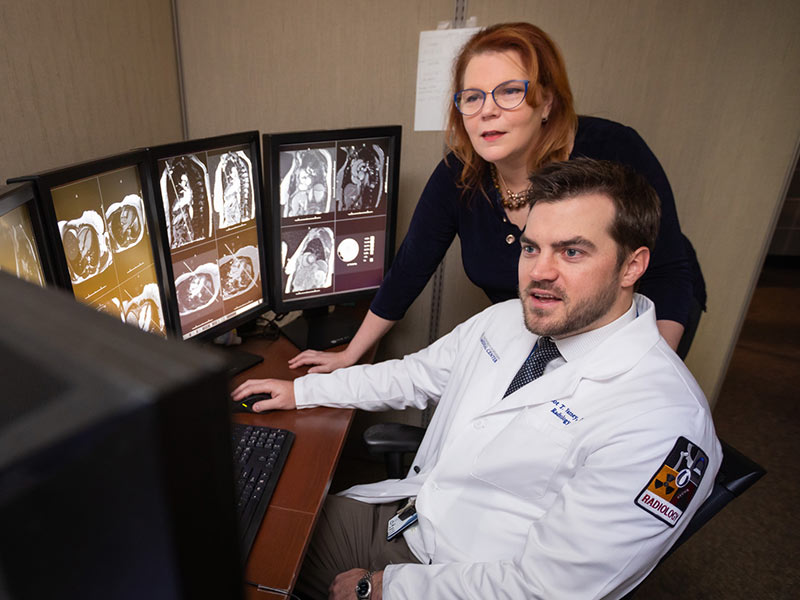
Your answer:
[284,227,334,293]
[175,262,220,316]
[97,296,123,321]
[336,143,385,211]
[0,217,44,287]
[58,210,113,284]
[219,245,259,300]
[281,149,333,217]
[214,151,254,228]
[105,194,145,253]
[160,155,212,249]
[122,283,165,334]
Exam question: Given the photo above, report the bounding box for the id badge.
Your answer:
[387,498,418,541]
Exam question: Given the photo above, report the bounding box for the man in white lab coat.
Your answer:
[234,158,721,600]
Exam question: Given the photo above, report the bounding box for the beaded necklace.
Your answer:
[490,164,532,209]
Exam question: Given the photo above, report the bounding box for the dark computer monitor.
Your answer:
[0,271,244,600]
[147,132,270,348]
[263,125,401,350]
[8,151,174,338]
[0,182,56,287]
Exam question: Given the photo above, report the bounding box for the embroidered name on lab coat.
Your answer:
[480,335,500,363]
[549,400,581,425]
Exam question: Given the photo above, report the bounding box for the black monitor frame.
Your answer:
[146,131,271,345]
[262,125,401,350]
[0,271,244,599]
[8,151,176,338]
[0,181,58,287]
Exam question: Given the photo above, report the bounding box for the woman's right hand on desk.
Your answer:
[288,310,397,373]
[231,378,296,412]
[288,348,356,374]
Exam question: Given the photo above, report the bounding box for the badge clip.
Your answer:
[387,498,418,541]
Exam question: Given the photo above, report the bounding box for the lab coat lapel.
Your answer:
[483,359,580,415]
[482,295,661,415]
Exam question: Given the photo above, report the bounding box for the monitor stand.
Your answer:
[220,347,264,377]
[280,306,359,351]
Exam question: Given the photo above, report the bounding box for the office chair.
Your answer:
[363,429,765,598]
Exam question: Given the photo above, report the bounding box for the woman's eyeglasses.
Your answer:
[454,80,530,116]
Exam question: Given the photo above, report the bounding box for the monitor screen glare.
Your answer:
[157,143,263,339]
[0,200,46,287]
[278,136,391,302]
[49,166,167,336]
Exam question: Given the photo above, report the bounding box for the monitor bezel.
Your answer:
[8,150,177,337]
[0,181,58,287]
[263,125,401,314]
[146,130,271,342]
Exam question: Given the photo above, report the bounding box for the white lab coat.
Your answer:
[294,295,721,599]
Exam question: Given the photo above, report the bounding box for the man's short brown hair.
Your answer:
[528,158,661,266]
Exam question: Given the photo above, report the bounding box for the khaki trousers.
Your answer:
[295,495,423,599]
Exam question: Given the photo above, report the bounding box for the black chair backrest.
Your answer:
[622,439,765,598]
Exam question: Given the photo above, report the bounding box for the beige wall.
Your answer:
[176,0,800,406]
[175,0,455,361]
[0,0,183,184]
[4,1,797,409]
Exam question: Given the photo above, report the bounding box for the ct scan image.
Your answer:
[280,148,334,217]
[105,194,145,253]
[219,244,260,300]
[283,226,334,293]
[121,282,165,334]
[160,154,212,249]
[212,150,255,229]
[0,205,45,287]
[58,210,113,285]
[175,261,221,317]
[336,142,387,211]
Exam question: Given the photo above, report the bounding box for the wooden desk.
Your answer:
[228,334,354,599]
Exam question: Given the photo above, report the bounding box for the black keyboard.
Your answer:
[230,422,294,558]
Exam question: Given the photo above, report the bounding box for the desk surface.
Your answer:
[228,334,354,599]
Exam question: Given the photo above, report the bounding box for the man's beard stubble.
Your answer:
[519,276,620,338]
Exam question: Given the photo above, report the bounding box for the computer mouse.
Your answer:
[232,393,272,413]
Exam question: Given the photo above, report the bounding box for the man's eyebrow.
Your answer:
[519,235,598,251]
[553,236,597,251]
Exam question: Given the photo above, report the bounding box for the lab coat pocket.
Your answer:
[470,409,573,500]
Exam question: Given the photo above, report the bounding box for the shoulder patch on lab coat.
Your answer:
[635,436,710,527]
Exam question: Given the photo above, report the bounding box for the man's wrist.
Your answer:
[355,569,373,599]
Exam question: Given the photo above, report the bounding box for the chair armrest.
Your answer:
[363,423,425,454]
[363,423,426,479]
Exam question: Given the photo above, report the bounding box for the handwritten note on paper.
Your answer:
[414,28,481,132]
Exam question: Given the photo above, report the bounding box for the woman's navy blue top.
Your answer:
[371,116,705,326]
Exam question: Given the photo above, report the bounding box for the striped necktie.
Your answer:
[503,336,562,398]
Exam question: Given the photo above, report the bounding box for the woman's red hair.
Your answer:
[445,23,577,197]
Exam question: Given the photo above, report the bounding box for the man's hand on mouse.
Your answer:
[231,379,296,412]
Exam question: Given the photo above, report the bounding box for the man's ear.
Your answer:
[620,247,650,288]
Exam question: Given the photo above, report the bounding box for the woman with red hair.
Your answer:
[291,22,704,371]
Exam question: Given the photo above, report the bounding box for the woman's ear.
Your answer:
[540,88,554,121]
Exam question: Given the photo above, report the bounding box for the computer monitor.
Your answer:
[0,271,244,600]
[263,125,401,350]
[147,132,269,348]
[0,182,56,287]
[9,151,173,337]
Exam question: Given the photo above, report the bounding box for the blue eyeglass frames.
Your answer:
[454,80,530,116]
